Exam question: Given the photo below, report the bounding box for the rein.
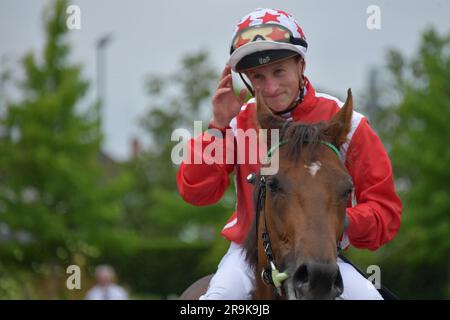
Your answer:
[251,139,342,297]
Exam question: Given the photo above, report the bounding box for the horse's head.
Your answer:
[245,89,354,300]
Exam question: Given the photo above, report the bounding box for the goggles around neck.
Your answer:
[230,24,307,54]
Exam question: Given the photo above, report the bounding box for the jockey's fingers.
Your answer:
[213,87,233,100]
[217,74,232,89]
[220,64,231,80]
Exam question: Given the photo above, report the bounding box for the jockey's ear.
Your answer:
[324,88,353,148]
[255,89,285,149]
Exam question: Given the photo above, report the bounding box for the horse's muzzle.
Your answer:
[293,261,344,300]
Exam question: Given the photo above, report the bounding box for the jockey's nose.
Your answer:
[293,261,343,299]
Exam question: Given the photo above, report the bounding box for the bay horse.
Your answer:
[180,89,354,300]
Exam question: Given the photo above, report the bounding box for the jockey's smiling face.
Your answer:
[245,56,305,113]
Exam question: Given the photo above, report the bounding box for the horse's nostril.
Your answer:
[294,261,342,299]
[293,264,309,287]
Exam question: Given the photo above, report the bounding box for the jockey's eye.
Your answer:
[249,73,262,81]
[274,68,285,76]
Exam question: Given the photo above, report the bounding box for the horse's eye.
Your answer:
[267,178,281,193]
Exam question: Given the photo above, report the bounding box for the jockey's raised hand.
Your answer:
[211,64,247,129]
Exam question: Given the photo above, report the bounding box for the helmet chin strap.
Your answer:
[239,72,255,96]
[239,72,305,115]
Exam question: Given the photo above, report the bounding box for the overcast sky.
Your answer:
[1,0,449,160]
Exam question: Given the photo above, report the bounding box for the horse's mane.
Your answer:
[243,120,328,269]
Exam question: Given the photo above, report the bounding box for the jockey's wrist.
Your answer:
[206,120,230,139]
[210,118,230,130]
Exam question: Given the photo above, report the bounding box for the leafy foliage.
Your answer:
[123,51,233,241]
[0,0,135,298]
[349,28,450,299]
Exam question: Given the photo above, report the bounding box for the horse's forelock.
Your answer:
[281,122,328,163]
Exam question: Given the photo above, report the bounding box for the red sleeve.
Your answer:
[176,129,236,206]
[345,118,402,251]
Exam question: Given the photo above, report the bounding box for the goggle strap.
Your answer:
[230,37,307,55]
[290,36,308,49]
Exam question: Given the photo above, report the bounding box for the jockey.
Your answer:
[177,8,402,299]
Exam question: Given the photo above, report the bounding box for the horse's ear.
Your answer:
[255,89,285,131]
[324,88,354,148]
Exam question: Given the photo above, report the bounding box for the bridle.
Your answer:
[248,139,343,297]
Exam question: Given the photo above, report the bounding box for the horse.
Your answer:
[180,89,354,300]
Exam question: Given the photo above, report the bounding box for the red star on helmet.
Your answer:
[237,16,252,31]
[257,11,281,24]
[295,21,306,39]
[275,9,291,18]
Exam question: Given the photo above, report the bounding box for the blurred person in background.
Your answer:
[85,264,128,300]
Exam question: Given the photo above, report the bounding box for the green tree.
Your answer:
[0,0,134,298]
[352,28,450,299]
[116,52,234,297]
[123,51,233,240]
